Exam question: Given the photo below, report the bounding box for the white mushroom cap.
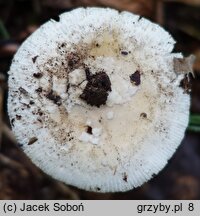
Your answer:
[8,7,190,192]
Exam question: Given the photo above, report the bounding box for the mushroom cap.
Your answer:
[8,7,190,192]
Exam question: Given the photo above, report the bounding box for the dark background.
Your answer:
[0,0,200,199]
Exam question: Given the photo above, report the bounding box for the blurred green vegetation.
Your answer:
[188,114,200,132]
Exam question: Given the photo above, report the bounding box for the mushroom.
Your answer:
[7,7,192,192]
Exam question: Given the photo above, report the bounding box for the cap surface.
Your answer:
[8,7,190,192]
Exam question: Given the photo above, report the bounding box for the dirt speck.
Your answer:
[35,87,42,93]
[37,110,43,116]
[28,137,38,145]
[130,70,141,86]
[121,51,128,55]
[46,90,62,106]
[123,173,128,182]
[19,87,28,95]
[33,73,43,78]
[16,115,22,120]
[86,126,93,134]
[32,55,38,63]
[96,187,101,191]
[140,113,147,118]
